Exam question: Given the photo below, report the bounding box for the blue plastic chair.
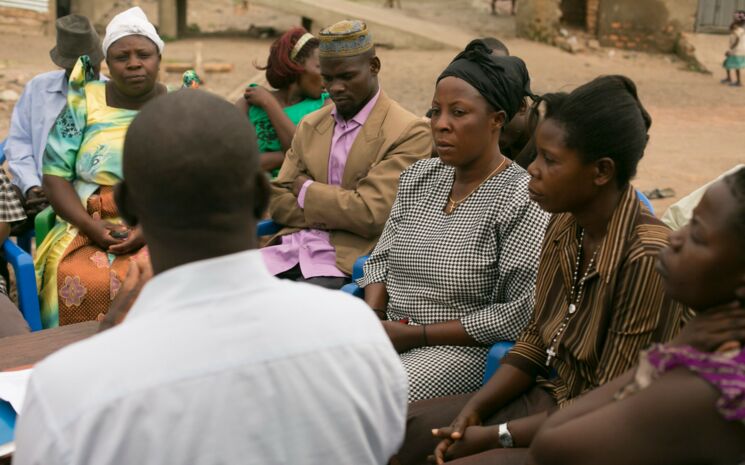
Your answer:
[0,399,15,448]
[3,239,41,331]
[340,256,368,298]
[482,341,515,383]
[257,219,281,237]
[635,189,654,215]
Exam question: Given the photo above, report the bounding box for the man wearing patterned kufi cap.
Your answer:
[263,20,432,288]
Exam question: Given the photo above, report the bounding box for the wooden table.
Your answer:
[0,321,98,371]
[0,322,98,462]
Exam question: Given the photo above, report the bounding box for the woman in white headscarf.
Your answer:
[35,7,171,328]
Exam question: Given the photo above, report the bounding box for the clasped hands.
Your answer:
[292,174,312,197]
[429,410,499,464]
[85,212,144,254]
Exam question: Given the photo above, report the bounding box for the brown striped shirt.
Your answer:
[502,185,689,405]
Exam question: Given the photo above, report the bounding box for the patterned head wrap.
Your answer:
[102,7,164,58]
[318,20,373,58]
[437,41,534,123]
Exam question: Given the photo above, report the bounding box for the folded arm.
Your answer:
[302,119,431,237]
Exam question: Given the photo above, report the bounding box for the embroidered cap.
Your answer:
[318,20,373,58]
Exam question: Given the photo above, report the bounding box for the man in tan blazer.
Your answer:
[262,20,431,288]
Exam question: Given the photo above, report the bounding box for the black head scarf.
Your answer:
[437,41,534,122]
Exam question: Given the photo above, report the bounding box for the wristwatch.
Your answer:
[498,422,514,448]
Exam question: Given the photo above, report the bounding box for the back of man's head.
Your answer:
[121,89,266,237]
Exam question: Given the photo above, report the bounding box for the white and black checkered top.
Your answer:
[359,158,549,401]
[0,167,27,295]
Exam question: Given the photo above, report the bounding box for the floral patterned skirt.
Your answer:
[35,186,145,328]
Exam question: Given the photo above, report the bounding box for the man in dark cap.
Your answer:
[14,89,408,465]
[5,14,104,220]
[264,19,431,289]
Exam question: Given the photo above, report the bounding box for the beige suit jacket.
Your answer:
[268,90,432,275]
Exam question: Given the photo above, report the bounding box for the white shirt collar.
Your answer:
[46,70,68,94]
[127,248,274,320]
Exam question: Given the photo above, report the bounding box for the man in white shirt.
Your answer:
[13,90,408,465]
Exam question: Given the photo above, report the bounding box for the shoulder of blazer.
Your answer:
[296,104,335,135]
[374,92,425,140]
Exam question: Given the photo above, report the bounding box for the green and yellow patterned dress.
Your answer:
[35,56,194,328]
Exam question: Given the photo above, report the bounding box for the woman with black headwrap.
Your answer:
[358,43,549,403]
[391,75,689,465]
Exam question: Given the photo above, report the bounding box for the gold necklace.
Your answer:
[444,157,507,215]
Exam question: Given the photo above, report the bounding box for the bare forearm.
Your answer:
[426,320,480,346]
[364,283,388,319]
[260,151,285,172]
[540,369,634,430]
[506,411,550,447]
[465,364,536,419]
[42,175,93,234]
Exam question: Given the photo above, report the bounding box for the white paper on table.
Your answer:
[0,368,33,414]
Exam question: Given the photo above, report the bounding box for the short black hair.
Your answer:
[724,166,745,245]
[123,89,261,228]
[513,92,569,167]
[479,37,510,55]
[545,75,652,186]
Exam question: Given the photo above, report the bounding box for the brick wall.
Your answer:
[586,0,599,34]
[0,6,49,35]
[597,0,698,52]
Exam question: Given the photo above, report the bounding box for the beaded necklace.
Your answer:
[545,228,599,366]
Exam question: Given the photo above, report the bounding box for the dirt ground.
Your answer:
[1,0,744,214]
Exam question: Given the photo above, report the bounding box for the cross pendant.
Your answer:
[546,347,557,366]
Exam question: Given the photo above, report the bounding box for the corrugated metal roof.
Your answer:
[0,0,49,14]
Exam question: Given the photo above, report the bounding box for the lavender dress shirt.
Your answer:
[262,90,381,278]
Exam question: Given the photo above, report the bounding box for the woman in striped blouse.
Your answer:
[527,167,745,465]
[392,75,690,465]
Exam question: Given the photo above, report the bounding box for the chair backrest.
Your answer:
[3,239,41,331]
[635,189,655,215]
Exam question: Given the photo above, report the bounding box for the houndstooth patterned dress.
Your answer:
[359,158,549,402]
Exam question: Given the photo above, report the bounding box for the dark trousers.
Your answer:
[275,264,351,290]
[391,386,556,465]
[0,293,30,338]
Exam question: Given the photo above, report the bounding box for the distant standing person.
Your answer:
[722,10,745,87]
[491,0,516,15]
